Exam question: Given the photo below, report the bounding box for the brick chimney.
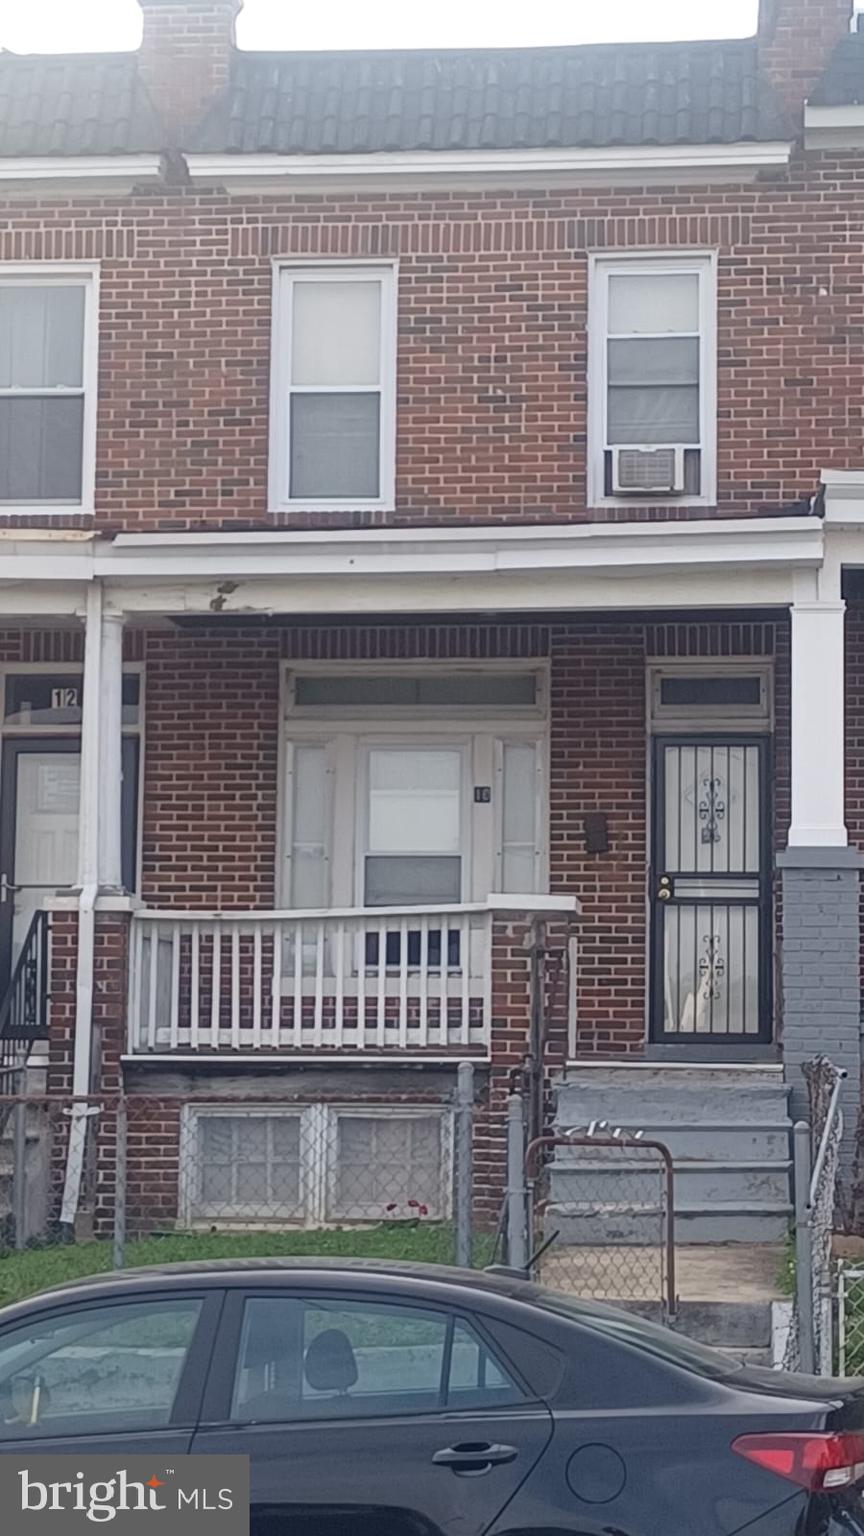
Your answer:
[759,0,853,117]
[138,0,243,144]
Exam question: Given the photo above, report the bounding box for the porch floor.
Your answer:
[538,1242,785,1304]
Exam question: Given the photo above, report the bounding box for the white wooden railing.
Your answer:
[128,904,493,1056]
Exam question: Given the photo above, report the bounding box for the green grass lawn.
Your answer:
[0,1225,495,1309]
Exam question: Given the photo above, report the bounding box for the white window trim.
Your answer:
[0,262,99,518]
[180,1102,452,1228]
[284,658,548,721]
[647,659,773,732]
[269,259,398,514]
[588,251,717,511]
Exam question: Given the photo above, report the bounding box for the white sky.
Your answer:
[0,0,759,55]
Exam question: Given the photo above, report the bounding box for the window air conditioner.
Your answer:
[612,446,686,495]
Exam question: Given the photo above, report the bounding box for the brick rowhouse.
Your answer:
[3,0,862,1234]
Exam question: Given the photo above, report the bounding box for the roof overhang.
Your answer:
[0,154,164,187]
[804,103,864,148]
[185,140,793,189]
[0,514,823,620]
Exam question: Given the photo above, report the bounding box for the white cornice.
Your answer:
[185,141,793,188]
[0,155,164,184]
[804,104,864,149]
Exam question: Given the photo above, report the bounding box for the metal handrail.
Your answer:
[809,1067,847,1206]
[0,909,50,1044]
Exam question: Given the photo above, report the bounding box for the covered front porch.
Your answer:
[0,503,856,1101]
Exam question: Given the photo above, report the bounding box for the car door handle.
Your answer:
[432,1442,518,1474]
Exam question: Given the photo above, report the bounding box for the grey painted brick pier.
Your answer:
[778,846,862,1181]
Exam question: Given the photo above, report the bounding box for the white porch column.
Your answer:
[98,610,125,891]
[788,599,847,848]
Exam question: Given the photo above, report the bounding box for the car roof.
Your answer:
[0,1258,540,1318]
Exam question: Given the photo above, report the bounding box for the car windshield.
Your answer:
[525,1287,740,1380]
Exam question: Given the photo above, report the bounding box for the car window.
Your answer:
[0,1298,203,1439]
[527,1287,736,1380]
[230,1296,525,1423]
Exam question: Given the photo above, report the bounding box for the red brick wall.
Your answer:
[2,153,864,534]
[759,0,852,114]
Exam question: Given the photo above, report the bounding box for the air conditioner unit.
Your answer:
[612,446,686,496]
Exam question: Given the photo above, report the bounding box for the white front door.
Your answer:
[9,750,79,964]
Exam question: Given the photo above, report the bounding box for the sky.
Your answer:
[0,0,759,54]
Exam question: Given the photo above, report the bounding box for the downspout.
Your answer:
[60,584,102,1229]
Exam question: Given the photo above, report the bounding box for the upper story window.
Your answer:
[589,253,717,508]
[0,266,97,512]
[270,264,397,512]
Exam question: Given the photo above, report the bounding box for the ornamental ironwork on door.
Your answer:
[650,737,772,1043]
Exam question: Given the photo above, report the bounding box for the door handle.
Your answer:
[432,1442,518,1474]
[657,874,673,901]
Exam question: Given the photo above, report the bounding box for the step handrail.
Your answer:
[0,909,50,1045]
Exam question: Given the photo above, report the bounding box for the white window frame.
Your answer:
[0,262,99,517]
[588,251,717,510]
[269,259,398,514]
[180,1102,451,1227]
[647,660,773,732]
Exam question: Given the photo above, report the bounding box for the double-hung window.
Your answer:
[271,264,396,510]
[589,253,716,506]
[0,266,97,511]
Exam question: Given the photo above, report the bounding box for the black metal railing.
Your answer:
[0,911,49,1094]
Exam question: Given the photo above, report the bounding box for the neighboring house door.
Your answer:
[0,737,139,991]
[650,736,772,1044]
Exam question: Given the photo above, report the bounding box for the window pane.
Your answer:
[294,673,537,709]
[0,285,85,389]
[230,1296,521,1424]
[608,272,699,334]
[332,1114,443,1218]
[502,743,536,846]
[607,384,699,445]
[290,392,380,500]
[194,1115,303,1219]
[290,744,329,908]
[0,397,84,502]
[660,676,763,708]
[365,854,461,906]
[608,337,699,386]
[368,749,461,853]
[291,279,381,387]
[0,1300,201,1438]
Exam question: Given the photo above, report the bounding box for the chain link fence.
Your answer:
[502,1092,677,1321]
[785,1058,845,1374]
[0,1065,480,1287]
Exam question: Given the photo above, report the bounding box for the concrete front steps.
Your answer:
[550,1064,793,1246]
[537,1242,785,1366]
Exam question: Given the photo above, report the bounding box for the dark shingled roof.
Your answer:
[191,37,788,156]
[809,33,864,107]
[0,52,163,157]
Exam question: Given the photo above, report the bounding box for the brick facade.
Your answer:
[3,155,864,534]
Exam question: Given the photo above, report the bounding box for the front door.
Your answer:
[650,736,771,1044]
[0,741,80,983]
[0,738,139,988]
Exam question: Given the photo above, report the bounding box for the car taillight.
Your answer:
[733,1432,864,1491]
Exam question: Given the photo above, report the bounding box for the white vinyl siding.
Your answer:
[271,264,397,511]
[589,253,717,508]
[0,267,97,511]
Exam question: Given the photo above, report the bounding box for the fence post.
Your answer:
[454,1062,474,1268]
[12,1099,27,1252]
[506,1093,528,1272]
[113,1098,128,1272]
[793,1120,816,1375]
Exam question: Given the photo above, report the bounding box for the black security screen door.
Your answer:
[650,736,772,1044]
